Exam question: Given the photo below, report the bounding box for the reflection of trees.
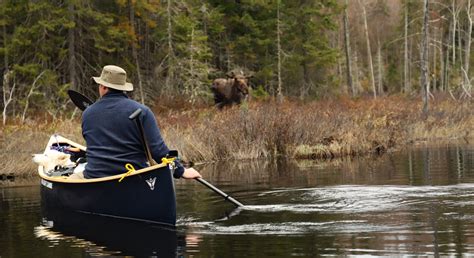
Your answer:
[178,145,472,189]
[193,233,341,257]
[409,145,471,185]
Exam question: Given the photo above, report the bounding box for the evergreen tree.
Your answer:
[283,0,340,97]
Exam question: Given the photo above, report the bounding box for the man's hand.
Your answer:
[67,147,81,152]
[181,167,202,179]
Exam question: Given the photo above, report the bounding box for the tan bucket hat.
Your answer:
[92,65,133,91]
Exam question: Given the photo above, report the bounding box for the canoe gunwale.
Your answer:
[38,134,169,184]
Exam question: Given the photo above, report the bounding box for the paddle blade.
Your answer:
[68,90,94,111]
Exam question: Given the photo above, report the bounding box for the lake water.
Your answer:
[1,144,473,257]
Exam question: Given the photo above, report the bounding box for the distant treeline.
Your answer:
[0,0,472,124]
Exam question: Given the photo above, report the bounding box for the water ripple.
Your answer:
[254,184,474,213]
[187,220,389,235]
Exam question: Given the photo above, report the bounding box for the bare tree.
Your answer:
[461,67,473,98]
[446,0,462,97]
[439,25,445,92]
[458,9,463,70]
[337,44,344,93]
[2,70,15,126]
[462,0,473,98]
[359,0,376,98]
[129,0,145,104]
[165,0,175,93]
[376,38,384,95]
[343,0,355,97]
[2,22,13,126]
[276,0,283,102]
[21,70,46,123]
[68,1,77,91]
[404,0,410,93]
[420,0,430,115]
[444,28,449,92]
[184,27,210,103]
[186,27,195,99]
[452,0,457,65]
[353,45,362,94]
[432,25,437,92]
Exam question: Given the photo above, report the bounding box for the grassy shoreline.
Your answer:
[1,96,472,179]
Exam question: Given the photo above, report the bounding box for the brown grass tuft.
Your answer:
[1,95,472,179]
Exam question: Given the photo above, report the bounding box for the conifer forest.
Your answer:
[1,0,473,124]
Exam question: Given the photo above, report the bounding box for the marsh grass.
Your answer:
[1,120,83,178]
[163,96,472,162]
[1,96,472,177]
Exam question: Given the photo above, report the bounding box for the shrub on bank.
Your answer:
[1,96,472,177]
[160,96,472,162]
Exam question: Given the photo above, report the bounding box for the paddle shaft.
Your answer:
[129,109,155,165]
[195,178,244,208]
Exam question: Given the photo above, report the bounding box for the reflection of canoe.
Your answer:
[38,135,177,226]
[37,207,180,256]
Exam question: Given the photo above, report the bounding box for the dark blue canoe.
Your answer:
[38,135,177,227]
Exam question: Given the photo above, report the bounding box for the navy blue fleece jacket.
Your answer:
[81,91,184,179]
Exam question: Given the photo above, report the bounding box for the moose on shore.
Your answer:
[210,71,251,109]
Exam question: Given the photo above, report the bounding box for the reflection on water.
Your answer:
[35,209,179,256]
[0,144,473,257]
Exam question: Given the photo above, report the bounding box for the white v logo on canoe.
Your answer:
[145,177,157,190]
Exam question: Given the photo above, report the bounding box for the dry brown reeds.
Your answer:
[0,120,83,178]
[1,95,472,178]
[160,96,472,162]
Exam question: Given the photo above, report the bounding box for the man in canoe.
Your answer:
[69,65,201,180]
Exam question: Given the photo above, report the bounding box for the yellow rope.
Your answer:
[118,157,176,182]
[161,157,176,164]
[119,163,136,182]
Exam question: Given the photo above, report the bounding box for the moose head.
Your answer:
[211,71,253,109]
[227,71,250,96]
